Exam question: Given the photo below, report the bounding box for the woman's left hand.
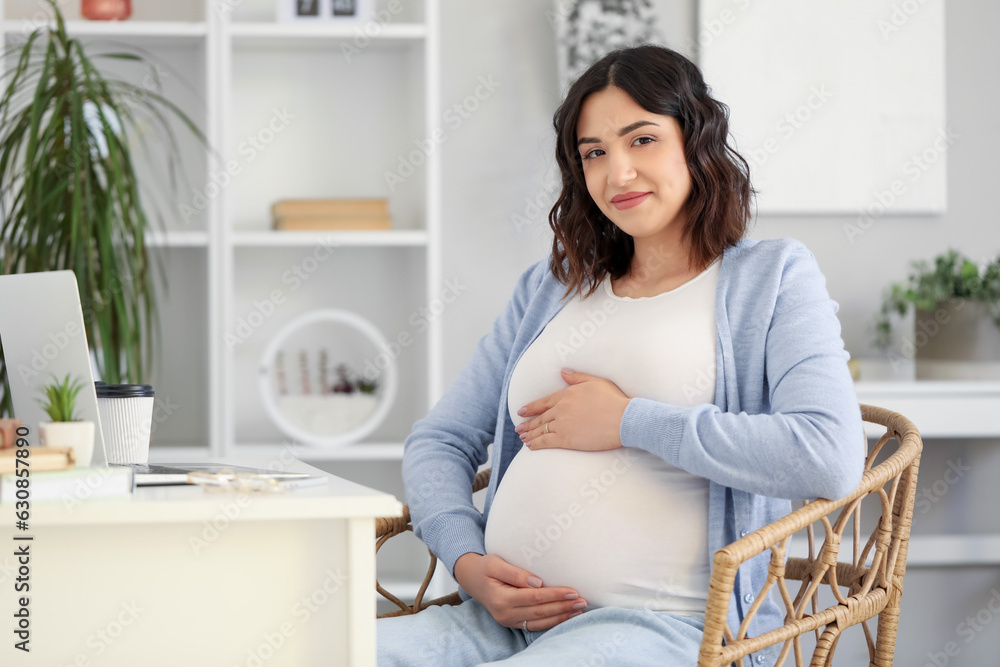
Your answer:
[515,368,630,452]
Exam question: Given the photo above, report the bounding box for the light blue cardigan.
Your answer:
[402,237,864,661]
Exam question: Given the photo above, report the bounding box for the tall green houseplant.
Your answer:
[0,1,205,415]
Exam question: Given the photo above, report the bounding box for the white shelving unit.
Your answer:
[219,0,440,465]
[1,0,441,464]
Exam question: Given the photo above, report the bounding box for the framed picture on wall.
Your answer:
[277,0,326,22]
[330,0,373,21]
[698,0,947,215]
[277,0,373,22]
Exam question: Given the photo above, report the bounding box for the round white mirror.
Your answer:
[259,309,397,447]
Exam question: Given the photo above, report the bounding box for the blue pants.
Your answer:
[377,598,705,666]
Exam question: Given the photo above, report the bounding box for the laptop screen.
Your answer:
[0,271,108,465]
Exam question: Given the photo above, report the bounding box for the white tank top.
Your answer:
[484,257,720,613]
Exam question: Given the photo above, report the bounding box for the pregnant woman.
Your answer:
[378,44,864,666]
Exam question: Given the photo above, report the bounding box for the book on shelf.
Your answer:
[271,198,389,219]
[271,198,392,231]
[274,216,392,231]
[0,446,75,475]
[0,466,135,504]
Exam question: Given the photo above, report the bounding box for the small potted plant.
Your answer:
[874,249,1000,379]
[37,374,95,467]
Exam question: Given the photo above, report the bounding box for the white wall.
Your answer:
[436,1,1000,665]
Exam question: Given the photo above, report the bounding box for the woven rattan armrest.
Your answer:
[375,468,491,618]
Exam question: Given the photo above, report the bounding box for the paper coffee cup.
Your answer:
[95,383,155,465]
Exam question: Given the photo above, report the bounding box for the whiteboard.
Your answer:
[697,0,947,215]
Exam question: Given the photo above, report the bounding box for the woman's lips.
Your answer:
[610,192,651,210]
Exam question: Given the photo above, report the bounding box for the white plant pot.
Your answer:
[39,421,95,468]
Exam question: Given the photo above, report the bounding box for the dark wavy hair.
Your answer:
[549,44,754,299]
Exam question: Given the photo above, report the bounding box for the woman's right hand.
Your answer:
[453,553,586,631]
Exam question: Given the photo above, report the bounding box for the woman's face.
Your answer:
[575,86,691,246]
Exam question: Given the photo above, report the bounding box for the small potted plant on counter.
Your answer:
[874,249,1000,380]
[38,374,94,467]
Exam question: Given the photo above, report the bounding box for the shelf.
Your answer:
[907,535,1000,566]
[1,20,207,45]
[854,381,1000,438]
[232,230,427,247]
[234,442,405,461]
[789,533,1000,568]
[147,230,210,247]
[229,21,425,49]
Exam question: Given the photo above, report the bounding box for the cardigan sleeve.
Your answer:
[402,259,546,575]
[619,242,865,501]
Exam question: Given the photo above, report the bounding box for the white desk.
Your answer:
[0,458,402,666]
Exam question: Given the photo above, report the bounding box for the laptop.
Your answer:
[117,462,317,487]
[0,271,322,488]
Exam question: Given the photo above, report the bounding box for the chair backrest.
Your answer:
[697,404,922,667]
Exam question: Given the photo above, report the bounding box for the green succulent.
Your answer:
[38,373,85,422]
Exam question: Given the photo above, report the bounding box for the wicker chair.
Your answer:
[376,404,922,667]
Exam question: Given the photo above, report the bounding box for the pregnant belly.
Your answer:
[484,446,710,612]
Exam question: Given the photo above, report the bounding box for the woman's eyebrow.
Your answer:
[577,120,660,147]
